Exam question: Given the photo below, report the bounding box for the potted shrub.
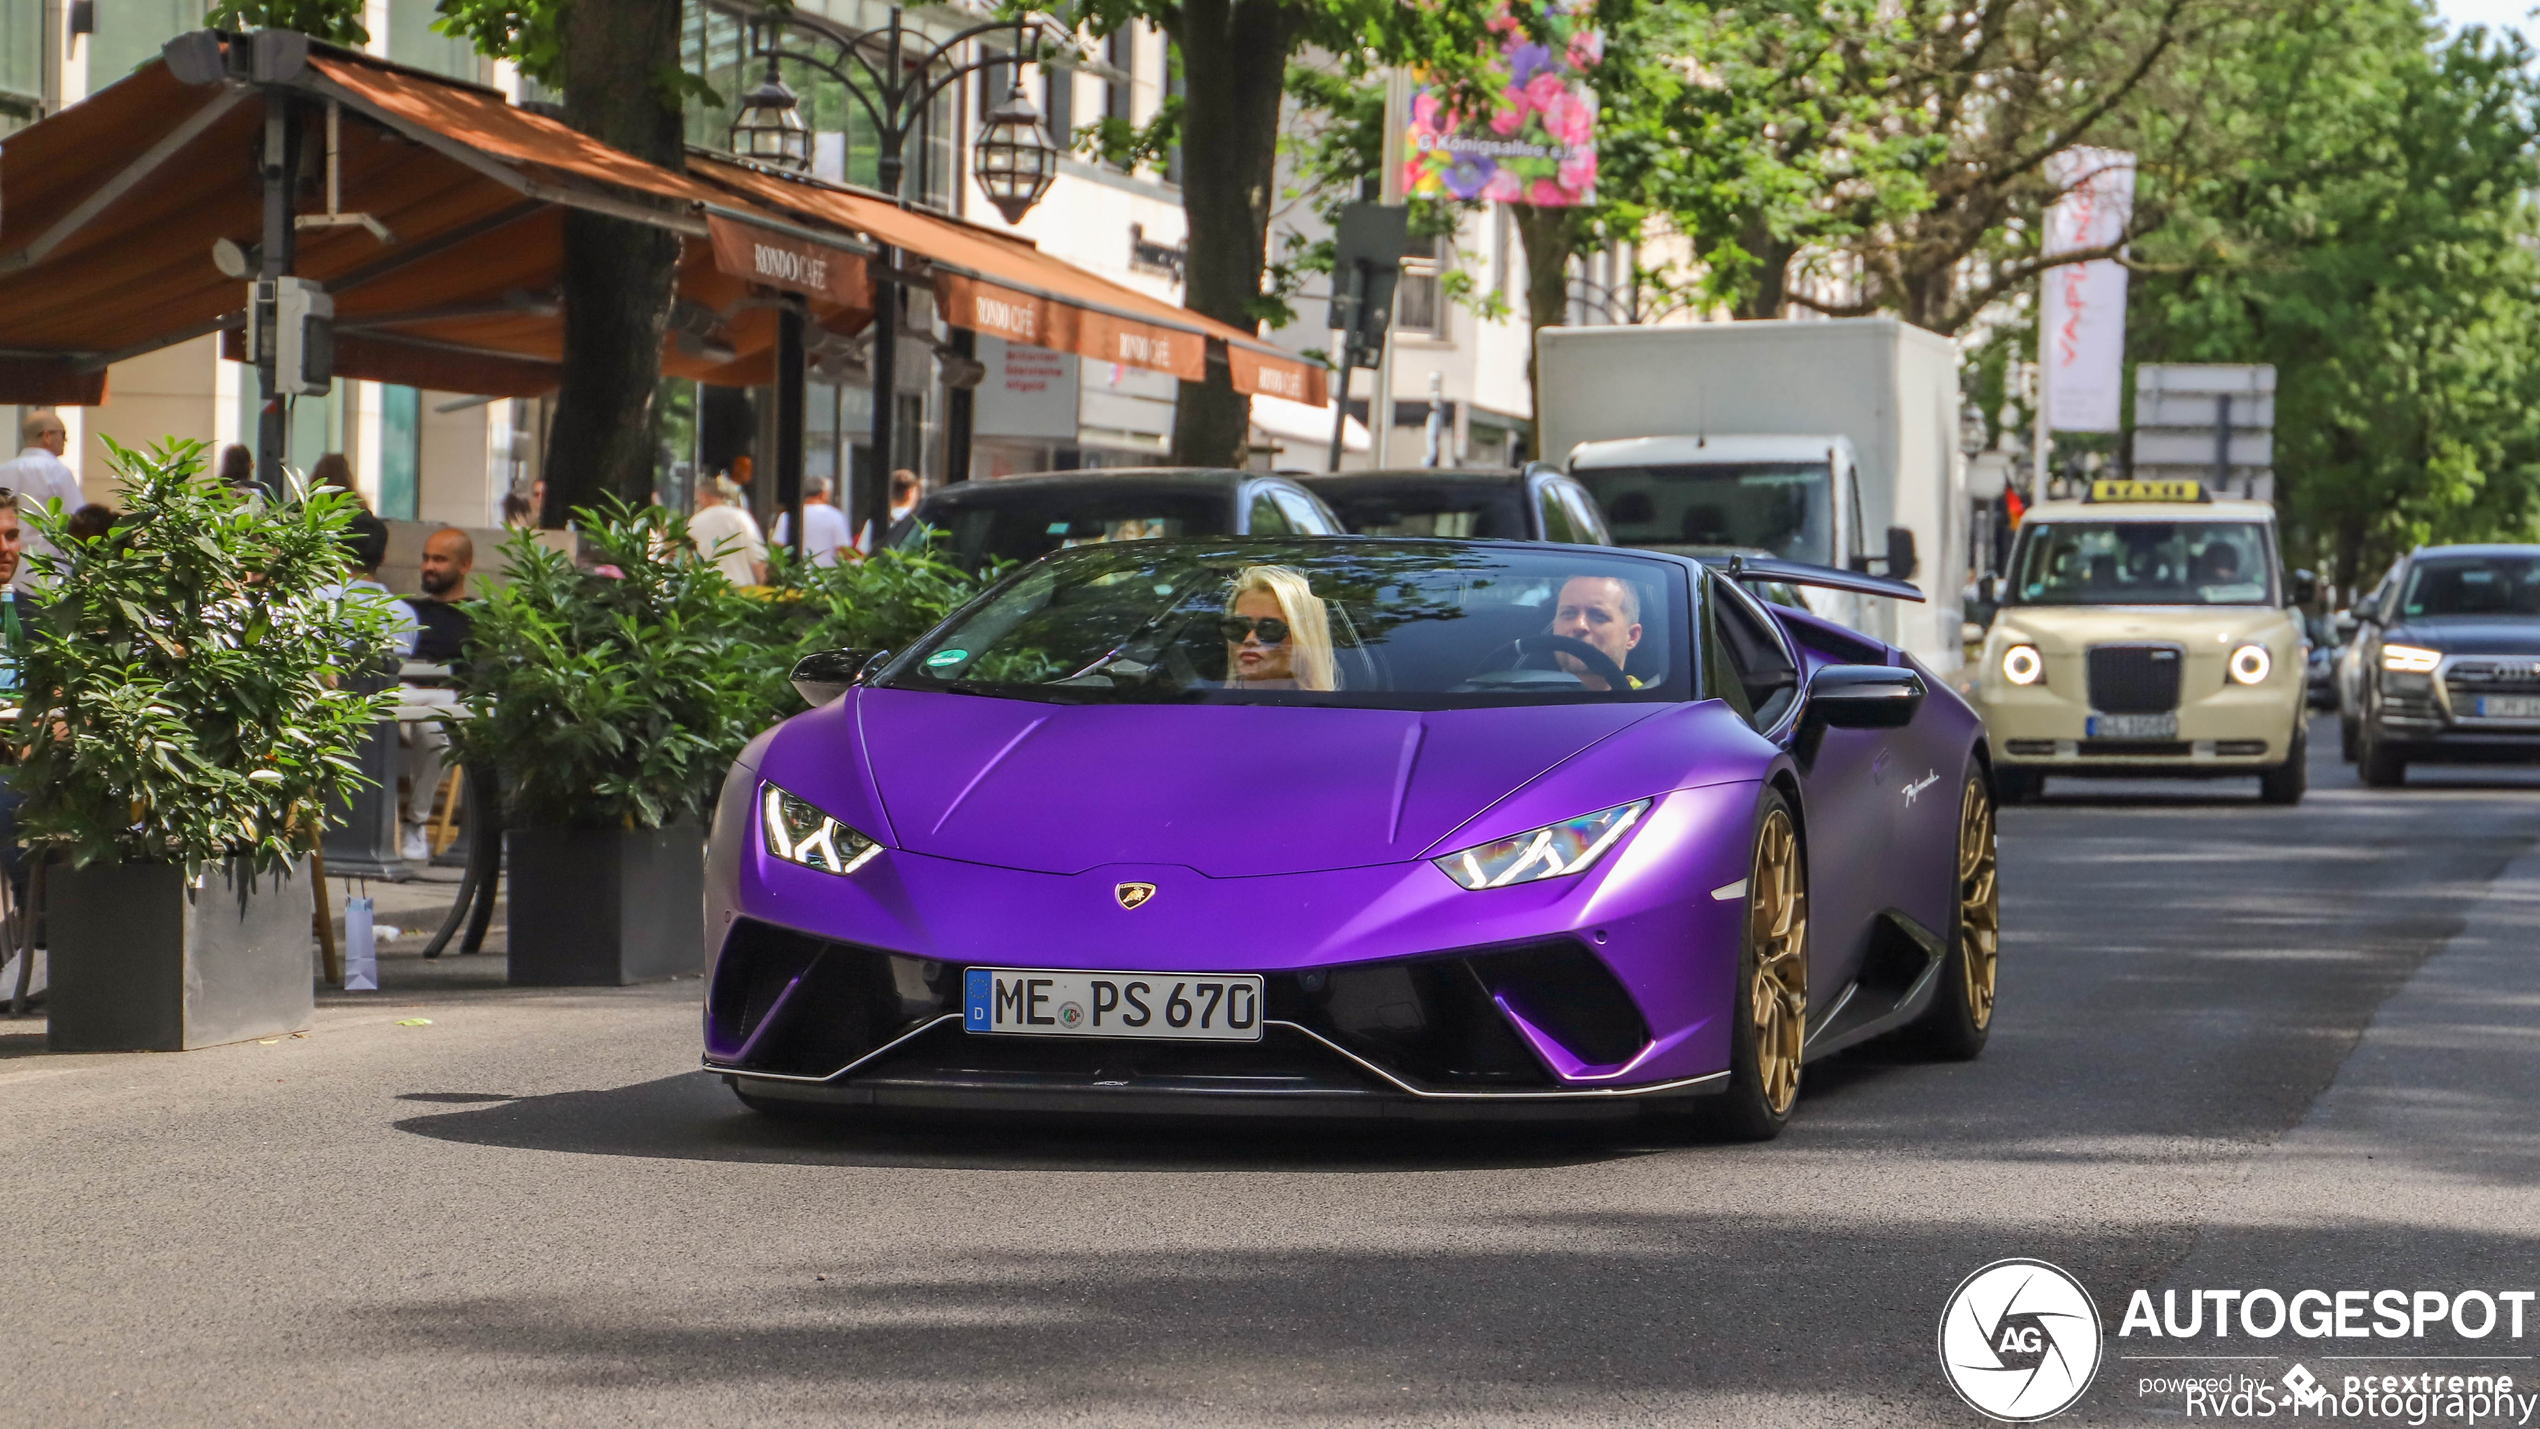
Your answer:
[452,503,767,986]
[453,508,994,986]
[23,440,397,1051]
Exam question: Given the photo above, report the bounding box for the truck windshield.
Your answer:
[2009,521,2277,607]
[1570,462,1833,565]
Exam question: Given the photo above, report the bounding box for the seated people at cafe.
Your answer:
[398,528,474,862]
[1222,564,1338,692]
[1552,573,1643,692]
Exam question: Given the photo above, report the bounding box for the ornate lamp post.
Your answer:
[722,3,1060,556]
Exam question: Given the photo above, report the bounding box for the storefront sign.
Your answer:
[1227,345,1329,407]
[937,273,1207,383]
[706,215,868,308]
[973,336,1080,440]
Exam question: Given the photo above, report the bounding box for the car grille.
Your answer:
[2444,657,2540,713]
[2087,644,2184,714]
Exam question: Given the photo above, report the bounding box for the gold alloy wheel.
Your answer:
[1749,807,1808,1116]
[1958,778,2000,1030]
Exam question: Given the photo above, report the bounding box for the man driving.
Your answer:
[1553,574,1642,692]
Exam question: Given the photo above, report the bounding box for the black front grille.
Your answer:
[2078,740,2191,757]
[2087,644,2184,713]
[2445,657,2540,713]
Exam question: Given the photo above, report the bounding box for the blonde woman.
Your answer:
[1222,564,1339,691]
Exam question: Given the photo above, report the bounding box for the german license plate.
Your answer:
[2477,695,2540,719]
[2088,712,2178,739]
[962,967,1264,1041]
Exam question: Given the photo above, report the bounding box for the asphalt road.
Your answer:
[4,715,2535,1427]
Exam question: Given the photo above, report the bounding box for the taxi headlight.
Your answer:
[2001,644,2044,686]
[2228,644,2272,685]
[761,782,882,875]
[2382,644,2441,673]
[1435,800,1650,891]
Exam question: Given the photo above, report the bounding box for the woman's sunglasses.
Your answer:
[1218,615,1290,645]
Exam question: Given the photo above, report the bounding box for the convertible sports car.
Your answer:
[704,539,1997,1138]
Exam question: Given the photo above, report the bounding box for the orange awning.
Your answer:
[691,156,1331,407]
[0,35,875,401]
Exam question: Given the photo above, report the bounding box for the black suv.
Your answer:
[2346,543,2540,785]
[893,468,1345,571]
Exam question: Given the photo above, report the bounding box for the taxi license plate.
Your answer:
[963,967,1264,1042]
[2087,712,2178,739]
[2477,695,2540,719]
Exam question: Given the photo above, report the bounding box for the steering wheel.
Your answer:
[1505,633,1631,692]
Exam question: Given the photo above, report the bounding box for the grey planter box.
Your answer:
[48,857,316,1053]
[506,824,703,986]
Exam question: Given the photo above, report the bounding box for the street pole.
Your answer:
[775,304,805,561]
[1327,264,1361,471]
[255,97,299,497]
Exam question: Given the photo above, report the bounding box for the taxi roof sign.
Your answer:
[2085,478,2210,504]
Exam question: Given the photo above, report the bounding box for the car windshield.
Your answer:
[2008,520,2276,606]
[898,488,1227,569]
[882,540,1690,710]
[1309,483,1529,539]
[1571,461,1834,565]
[2398,554,2540,617]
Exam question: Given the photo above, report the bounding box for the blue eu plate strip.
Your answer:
[964,968,991,1030]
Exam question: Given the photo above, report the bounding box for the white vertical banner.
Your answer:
[2039,148,2135,434]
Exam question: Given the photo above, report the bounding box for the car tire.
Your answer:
[2339,715,2359,763]
[2359,724,2407,787]
[1904,771,1997,1061]
[2258,725,2308,805]
[1994,768,2041,805]
[1706,790,1809,1142]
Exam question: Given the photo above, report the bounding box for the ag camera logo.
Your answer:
[1940,1259,2104,1421]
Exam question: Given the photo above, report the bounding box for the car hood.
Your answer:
[2385,617,2540,655]
[842,688,1666,877]
[1990,604,2297,653]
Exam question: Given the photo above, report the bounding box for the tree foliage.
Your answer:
[2131,0,2540,588]
[16,441,397,873]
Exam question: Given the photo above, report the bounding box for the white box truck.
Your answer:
[1535,316,1967,671]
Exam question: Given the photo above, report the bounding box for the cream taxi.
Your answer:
[1970,479,2313,804]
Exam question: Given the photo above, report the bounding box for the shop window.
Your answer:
[0,0,41,126]
[389,0,479,81]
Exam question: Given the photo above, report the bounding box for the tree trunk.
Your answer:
[1168,0,1295,468]
[1511,203,1578,460]
[1730,219,1795,321]
[543,0,687,525]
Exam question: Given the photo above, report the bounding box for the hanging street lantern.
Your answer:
[972,83,1059,224]
[730,56,812,170]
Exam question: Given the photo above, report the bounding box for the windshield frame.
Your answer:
[871,537,1700,712]
[2002,516,2284,609]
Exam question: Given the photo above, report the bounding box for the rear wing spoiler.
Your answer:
[1708,554,1926,604]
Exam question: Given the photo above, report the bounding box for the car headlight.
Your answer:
[2382,644,2441,673]
[2228,643,2272,685]
[1435,800,1650,891]
[2001,644,2044,686]
[760,783,883,875]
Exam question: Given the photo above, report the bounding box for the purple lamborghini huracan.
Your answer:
[703,539,1998,1138]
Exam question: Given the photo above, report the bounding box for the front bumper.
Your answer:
[704,919,1727,1119]
[1978,677,2300,775]
[2370,657,2540,761]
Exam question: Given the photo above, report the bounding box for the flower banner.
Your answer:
[1401,0,1600,208]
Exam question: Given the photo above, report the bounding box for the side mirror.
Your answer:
[791,647,880,708]
[1805,664,1926,729]
[2290,569,2319,607]
[1886,525,1919,581]
[2352,594,2379,624]
[1976,573,1999,606]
